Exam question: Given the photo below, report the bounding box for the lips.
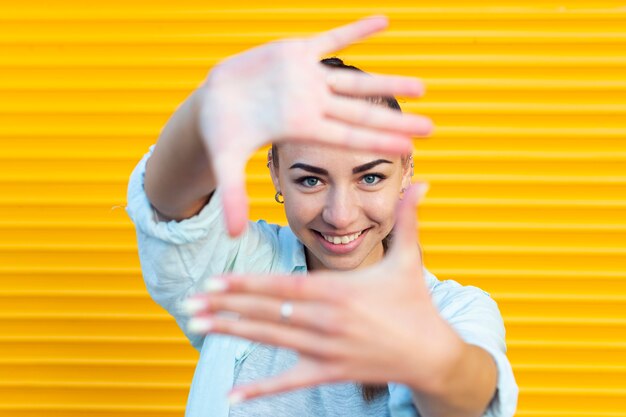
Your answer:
[313,228,369,255]
[320,230,362,245]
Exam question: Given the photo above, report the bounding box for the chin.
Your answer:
[306,246,373,271]
[300,227,387,271]
[321,256,364,271]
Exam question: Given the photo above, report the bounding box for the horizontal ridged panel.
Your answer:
[0,408,184,417]
[1,2,624,416]
[2,221,626,247]
[0,359,196,384]
[0,336,194,361]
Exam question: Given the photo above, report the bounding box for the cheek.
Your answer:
[363,191,399,227]
[284,196,319,227]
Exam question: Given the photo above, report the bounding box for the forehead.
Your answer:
[277,142,401,169]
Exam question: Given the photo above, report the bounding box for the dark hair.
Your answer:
[272,57,399,403]
[320,57,402,110]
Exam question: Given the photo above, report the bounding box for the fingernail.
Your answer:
[417,183,430,199]
[227,391,246,405]
[182,297,208,315]
[420,117,434,135]
[419,79,427,97]
[203,278,228,293]
[187,317,213,333]
[408,78,425,97]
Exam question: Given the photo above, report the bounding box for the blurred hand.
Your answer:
[184,184,464,403]
[196,16,432,236]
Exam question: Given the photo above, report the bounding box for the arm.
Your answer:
[126,147,280,351]
[143,88,216,222]
[409,341,498,417]
[404,276,518,417]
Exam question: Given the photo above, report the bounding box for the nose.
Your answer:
[321,187,360,231]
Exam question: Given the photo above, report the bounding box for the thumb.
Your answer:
[213,152,249,237]
[387,182,429,263]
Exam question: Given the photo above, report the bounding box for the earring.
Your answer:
[274,191,284,204]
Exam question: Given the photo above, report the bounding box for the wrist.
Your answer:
[408,339,499,417]
[426,338,466,397]
[406,330,467,397]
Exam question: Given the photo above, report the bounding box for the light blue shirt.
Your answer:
[125,145,518,417]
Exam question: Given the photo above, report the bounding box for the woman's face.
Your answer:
[271,143,411,271]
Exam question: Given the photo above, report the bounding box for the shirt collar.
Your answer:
[278,225,308,273]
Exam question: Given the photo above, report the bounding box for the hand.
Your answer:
[184,184,464,403]
[195,15,432,236]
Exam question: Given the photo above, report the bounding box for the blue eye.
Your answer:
[301,177,320,187]
[361,174,382,185]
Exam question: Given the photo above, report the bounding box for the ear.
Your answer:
[401,154,413,191]
[267,148,282,192]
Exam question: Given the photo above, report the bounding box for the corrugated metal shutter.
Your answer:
[1,1,624,416]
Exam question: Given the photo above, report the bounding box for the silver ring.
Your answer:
[279,301,293,323]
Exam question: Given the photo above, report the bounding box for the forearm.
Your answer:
[410,342,498,417]
[144,87,217,221]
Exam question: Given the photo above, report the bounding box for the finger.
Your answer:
[314,118,414,154]
[228,361,337,403]
[213,152,249,237]
[181,294,211,315]
[327,70,425,98]
[221,274,345,303]
[311,15,388,55]
[185,293,348,335]
[388,183,429,261]
[326,96,432,136]
[187,314,341,358]
[195,293,287,323]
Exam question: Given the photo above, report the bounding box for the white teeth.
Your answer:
[321,231,363,245]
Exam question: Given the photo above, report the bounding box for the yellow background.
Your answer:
[1,1,625,416]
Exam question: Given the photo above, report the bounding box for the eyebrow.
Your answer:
[289,159,393,176]
[289,163,328,176]
[352,159,393,174]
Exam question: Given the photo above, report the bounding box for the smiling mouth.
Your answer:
[315,229,368,245]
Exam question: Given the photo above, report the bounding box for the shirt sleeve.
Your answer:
[428,272,519,416]
[125,144,280,351]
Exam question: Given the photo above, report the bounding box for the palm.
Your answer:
[183,185,469,402]
[194,16,431,236]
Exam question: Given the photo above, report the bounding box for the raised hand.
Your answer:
[183,184,464,403]
[195,16,432,236]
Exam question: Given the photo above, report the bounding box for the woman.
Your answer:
[126,16,518,417]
